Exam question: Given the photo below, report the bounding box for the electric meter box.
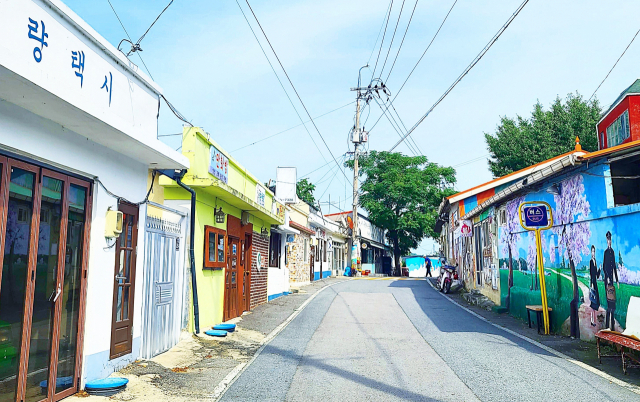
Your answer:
[105,210,123,238]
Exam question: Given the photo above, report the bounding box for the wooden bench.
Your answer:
[595,331,640,374]
[525,305,552,334]
[595,295,640,374]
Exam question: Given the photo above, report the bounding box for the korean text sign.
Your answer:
[523,206,549,228]
[209,145,229,184]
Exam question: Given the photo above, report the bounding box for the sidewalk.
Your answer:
[69,276,349,402]
[429,278,640,387]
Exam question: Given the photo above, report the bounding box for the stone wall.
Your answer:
[287,233,310,283]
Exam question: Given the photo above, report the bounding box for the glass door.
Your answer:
[0,159,91,402]
[22,170,66,402]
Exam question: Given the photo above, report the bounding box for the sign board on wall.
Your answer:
[209,145,229,184]
[0,0,160,140]
[276,167,297,203]
[454,220,473,239]
[272,202,285,221]
[255,185,266,207]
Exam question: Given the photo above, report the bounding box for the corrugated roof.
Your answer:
[447,149,583,203]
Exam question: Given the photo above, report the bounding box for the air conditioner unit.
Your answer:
[241,211,250,226]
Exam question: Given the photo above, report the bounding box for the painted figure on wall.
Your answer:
[588,245,601,327]
[603,231,619,331]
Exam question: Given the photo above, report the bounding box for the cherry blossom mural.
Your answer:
[496,162,640,340]
[552,174,591,338]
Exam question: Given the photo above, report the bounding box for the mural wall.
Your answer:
[498,161,640,340]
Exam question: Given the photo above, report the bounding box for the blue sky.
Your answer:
[64,0,640,254]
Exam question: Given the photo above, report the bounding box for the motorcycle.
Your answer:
[438,265,458,294]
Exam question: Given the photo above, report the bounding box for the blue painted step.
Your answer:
[212,323,236,332]
[205,329,228,337]
[85,377,129,390]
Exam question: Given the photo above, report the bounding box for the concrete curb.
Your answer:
[426,279,640,396]
[211,278,351,400]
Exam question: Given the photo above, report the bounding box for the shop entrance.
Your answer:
[224,236,241,321]
[309,245,315,282]
[109,202,139,359]
[0,157,92,402]
[224,216,252,321]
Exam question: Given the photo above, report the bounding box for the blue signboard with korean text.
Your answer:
[523,205,549,228]
[209,145,229,184]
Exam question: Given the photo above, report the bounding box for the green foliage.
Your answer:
[296,178,316,206]
[485,93,601,178]
[345,151,456,262]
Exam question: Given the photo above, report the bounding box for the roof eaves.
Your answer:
[581,139,640,160]
[448,150,579,203]
[461,153,581,220]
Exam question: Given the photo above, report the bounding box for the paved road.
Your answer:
[220,278,638,402]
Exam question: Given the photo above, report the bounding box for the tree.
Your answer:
[345,151,456,274]
[296,178,316,206]
[485,93,601,178]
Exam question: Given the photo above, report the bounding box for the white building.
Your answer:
[0,1,187,400]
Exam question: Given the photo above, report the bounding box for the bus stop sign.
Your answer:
[523,205,548,227]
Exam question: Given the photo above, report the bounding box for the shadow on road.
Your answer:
[387,279,556,358]
[263,343,445,402]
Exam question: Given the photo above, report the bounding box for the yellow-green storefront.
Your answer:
[160,127,284,331]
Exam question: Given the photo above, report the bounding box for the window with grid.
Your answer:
[606,110,630,147]
[204,226,226,269]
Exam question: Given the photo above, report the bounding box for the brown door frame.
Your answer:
[54,177,92,401]
[0,158,93,401]
[12,159,43,402]
[109,201,139,359]
[224,235,241,322]
[243,233,252,312]
[309,245,315,282]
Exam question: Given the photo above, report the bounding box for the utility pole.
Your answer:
[350,65,371,275]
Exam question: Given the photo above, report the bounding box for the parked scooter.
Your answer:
[438,264,458,294]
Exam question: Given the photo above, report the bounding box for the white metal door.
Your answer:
[141,214,185,359]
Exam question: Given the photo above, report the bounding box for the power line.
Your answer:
[235,0,332,173]
[390,0,530,151]
[381,96,423,154]
[244,0,350,182]
[107,0,155,80]
[369,0,457,134]
[385,0,419,83]
[371,0,395,79]
[451,153,490,168]
[372,96,419,156]
[231,101,354,152]
[589,27,640,101]
[378,0,407,79]
[133,0,174,53]
[368,0,394,66]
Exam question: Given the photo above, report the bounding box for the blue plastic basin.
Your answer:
[85,377,129,390]
[205,329,228,337]
[212,323,236,332]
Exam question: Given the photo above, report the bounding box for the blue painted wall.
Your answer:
[498,160,640,337]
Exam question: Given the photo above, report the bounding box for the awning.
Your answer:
[271,224,300,235]
[289,221,315,236]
